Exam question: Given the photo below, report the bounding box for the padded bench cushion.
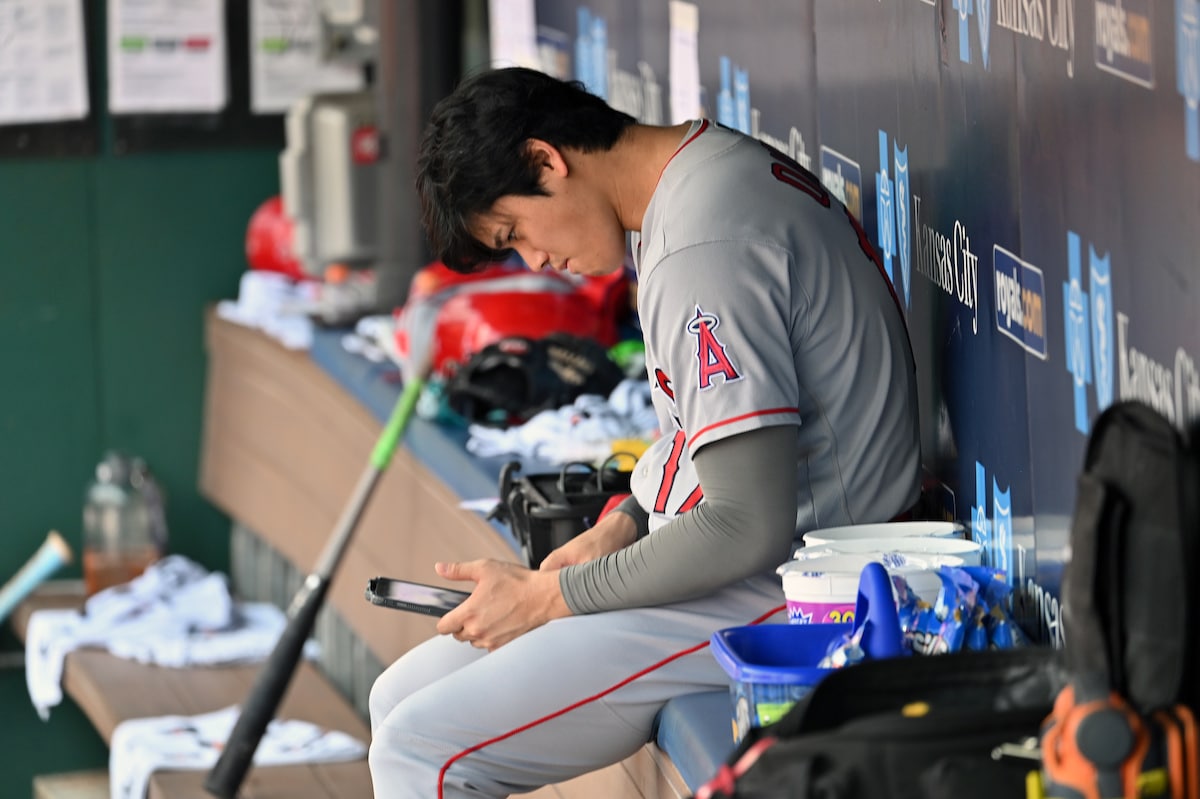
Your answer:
[653,690,735,789]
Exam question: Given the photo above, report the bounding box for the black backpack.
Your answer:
[1040,400,1200,799]
[1059,400,1200,716]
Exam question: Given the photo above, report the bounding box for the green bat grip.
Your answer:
[371,375,425,470]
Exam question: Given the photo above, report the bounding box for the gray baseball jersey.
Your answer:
[630,119,920,536]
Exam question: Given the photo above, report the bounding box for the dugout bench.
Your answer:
[17,310,734,798]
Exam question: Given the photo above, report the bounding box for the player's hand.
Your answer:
[434,559,571,651]
[538,511,638,571]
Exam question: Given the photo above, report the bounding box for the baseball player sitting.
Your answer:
[368,67,922,798]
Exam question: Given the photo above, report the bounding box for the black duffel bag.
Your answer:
[695,646,1066,799]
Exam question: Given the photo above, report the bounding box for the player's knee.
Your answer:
[371,696,475,798]
[368,664,413,732]
[368,728,435,798]
[389,686,448,740]
[369,653,437,731]
[369,693,452,780]
[367,726,412,776]
[377,679,471,752]
[367,733,391,781]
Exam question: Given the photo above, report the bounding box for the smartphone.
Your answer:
[365,576,471,617]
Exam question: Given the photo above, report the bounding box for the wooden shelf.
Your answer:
[15,589,371,799]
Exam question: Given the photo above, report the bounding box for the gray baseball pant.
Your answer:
[367,573,785,798]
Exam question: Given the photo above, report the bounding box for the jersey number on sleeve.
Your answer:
[653,431,705,516]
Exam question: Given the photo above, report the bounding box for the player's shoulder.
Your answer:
[657,130,753,212]
[652,129,795,241]
[672,122,767,178]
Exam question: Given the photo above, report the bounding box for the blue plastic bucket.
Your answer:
[710,562,905,742]
[710,622,851,742]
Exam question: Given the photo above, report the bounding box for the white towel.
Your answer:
[465,379,658,463]
[216,270,315,350]
[25,556,318,719]
[109,705,366,799]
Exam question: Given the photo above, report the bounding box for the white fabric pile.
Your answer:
[25,555,317,719]
[465,378,658,464]
[109,705,365,799]
[216,270,315,350]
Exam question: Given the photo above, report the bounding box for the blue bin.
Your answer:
[710,622,852,742]
[710,561,905,742]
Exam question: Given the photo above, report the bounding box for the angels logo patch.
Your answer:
[688,306,742,390]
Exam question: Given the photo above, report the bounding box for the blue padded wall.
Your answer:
[532,0,1200,645]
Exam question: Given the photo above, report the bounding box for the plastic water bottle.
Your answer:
[82,452,167,596]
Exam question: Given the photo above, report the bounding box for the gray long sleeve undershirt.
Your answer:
[611,494,650,539]
[559,425,799,614]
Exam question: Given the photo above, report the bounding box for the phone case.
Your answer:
[364,577,470,617]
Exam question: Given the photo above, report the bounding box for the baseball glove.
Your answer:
[445,333,626,426]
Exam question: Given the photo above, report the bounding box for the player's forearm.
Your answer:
[559,425,797,614]
[612,494,650,539]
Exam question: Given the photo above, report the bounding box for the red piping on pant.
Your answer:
[436,603,787,798]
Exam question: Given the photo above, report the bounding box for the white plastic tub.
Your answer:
[776,552,955,625]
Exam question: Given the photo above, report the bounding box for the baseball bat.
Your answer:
[0,531,73,626]
[205,302,438,798]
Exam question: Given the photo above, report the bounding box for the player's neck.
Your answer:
[589,122,695,233]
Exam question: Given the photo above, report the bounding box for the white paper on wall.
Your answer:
[108,0,227,114]
[0,0,89,125]
[489,0,539,69]
[668,1,701,124]
[249,0,364,115]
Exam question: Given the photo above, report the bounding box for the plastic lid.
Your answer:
[778,552,933,576]
[802,521,964,545]
[796,536,982,562]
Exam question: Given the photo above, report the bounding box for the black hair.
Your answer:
[416,67,636,273]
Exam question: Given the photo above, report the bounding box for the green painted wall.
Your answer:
[0,159,101,582]
[0,136,278,790]
[0,646,110,793]
[90,151,280,572]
